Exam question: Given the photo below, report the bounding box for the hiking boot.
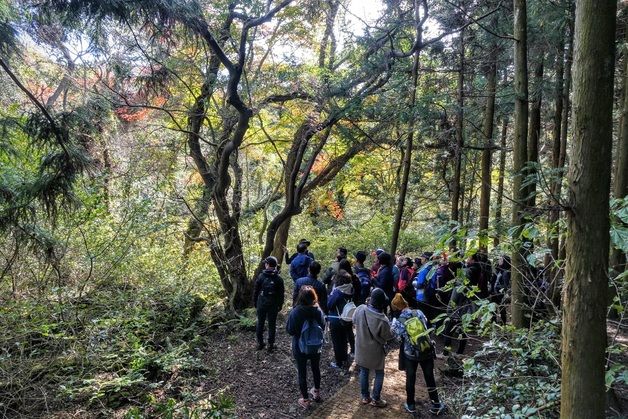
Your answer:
[371,399,388,408]
[429,402,446,415]
[404,402,417,413]
[256,342,266,350]
[309,387,322,402]
[298,398,311,409]
[361,397,372,405]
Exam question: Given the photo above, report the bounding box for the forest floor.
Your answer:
[203,313,458,419]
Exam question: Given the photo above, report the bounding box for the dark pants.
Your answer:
[256,306,279,346]
[490,293,508,324]
[442,318,467,355]
[295,352,321,398]
[329,321,349,366]
[346,322,355,354]
[404,356,440,405]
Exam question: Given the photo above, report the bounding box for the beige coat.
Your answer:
[352,304,394,370]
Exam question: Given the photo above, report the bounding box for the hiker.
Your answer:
[286,286,326,409]
[490,255,511,324]
[353,288,394,408]
[293,261,328,314]
[327,269,354,369]
[285,238,315,264]
[397,256,416,308]
[253,256,285,352]
[425,253,454,325]
[413,252,435,318]
[370,248,384,278]
[289,242,313,282]
[323,247,348,293]
[390,294,446,416]
[442,278,472,357]
[354,251,372,305]
[374,252,395,307]
[338,258,362,305]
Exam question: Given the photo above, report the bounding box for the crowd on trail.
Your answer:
[253,238,518,416]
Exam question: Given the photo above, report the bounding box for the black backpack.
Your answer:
[261,274,279,298]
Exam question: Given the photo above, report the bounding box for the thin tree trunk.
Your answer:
[527,54,544,208]
[391,37,421,256]
[546,22,569,304]
[479,49,498,251]
[560,1,616,417]
[610,40,628,275]
[510,0,529,328]
[451,28,465,239]
[494,118,508,247]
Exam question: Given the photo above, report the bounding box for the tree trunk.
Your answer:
[610,40,628,275]
[451,28,465,250]
[510,0,529,328]
[391,36,421,256]
[479,49,498,251]
[493,118,508,247]
[560,1,616,417]
[526,54,544,208]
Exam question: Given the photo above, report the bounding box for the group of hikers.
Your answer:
[253,239,513,415]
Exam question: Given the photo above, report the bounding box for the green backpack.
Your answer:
[402,312,434,361]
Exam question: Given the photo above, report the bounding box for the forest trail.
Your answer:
[308,350,454,419]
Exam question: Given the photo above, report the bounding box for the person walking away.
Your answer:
[286,286,326,409]
[293,261,328,314]
[290,242,313,282]
[285,238,315,264]
[338,258,362,305]
[323,247,348,293]
[327,270,354,369]
[374,252,395,310]
[354,251,372,305]
[390,294,446,415]
[253,256,285,352]
[353,288,394,408]
[490,255,511,324]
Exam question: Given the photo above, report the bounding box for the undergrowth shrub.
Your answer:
[0,282,231,417]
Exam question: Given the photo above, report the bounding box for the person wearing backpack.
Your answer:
[327,270,354,369]
[253,256,285,352]
[286,286,326,409]
[290,242,313,283]
[353,288,394,408]
[354,251,372,305]
[390,294,446,415]
[293,261,328,314]
[323,247,348,293]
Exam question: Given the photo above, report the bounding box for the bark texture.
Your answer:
[510,0,529,328]
[560,0,616,417]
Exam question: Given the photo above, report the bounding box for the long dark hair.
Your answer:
[296,285,318,306]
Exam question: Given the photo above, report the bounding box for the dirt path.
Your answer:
[308,349,454,419]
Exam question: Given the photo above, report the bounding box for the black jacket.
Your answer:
[253,269,285,310]
[293,275,328,314]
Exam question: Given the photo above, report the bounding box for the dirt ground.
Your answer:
[203,313,456,419]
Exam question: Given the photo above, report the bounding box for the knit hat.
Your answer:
[391,293,408,311]
[369,288,388,310]
[375,248,385,256]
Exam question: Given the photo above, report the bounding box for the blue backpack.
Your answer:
[298,319,324,355]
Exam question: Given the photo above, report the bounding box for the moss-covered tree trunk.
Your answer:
[511,0,529,328]
[451,28,465,244]
[560,0,616,417]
